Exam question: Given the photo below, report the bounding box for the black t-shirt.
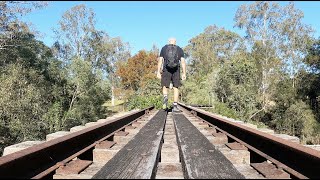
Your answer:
[160,44,184,71]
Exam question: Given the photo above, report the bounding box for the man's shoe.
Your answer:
[172,106,182,112]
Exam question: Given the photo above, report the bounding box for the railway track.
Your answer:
[178,103,320,179]
[0,104,319,179]
[0,107,155,179]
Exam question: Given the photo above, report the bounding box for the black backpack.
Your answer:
[165,45,179,69]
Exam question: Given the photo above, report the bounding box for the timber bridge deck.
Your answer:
[0,103,319,179]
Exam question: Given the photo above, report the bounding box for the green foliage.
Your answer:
[126,95,162,110]
[42,102,64,132]
[0,3,124,155]
[272,76,297,110]
[215,52,260,120]
[308,123,320,144]
[137,78,161,96]
[0,63,50,153]
[304,38,320,72]
[211,102,239,120]
[116,49,162,111]
[279,2,314,81]
[272,100,317,141]
[185,25,245,78]
[181,74,212,105]
[63,57,110,127]
[0,1,48,51]
[267,76,298,129]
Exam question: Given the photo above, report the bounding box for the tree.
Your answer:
[234,1,284,112]
[300,39,320,112]
[105,37,131,106]
[116,50,161,109]
[53,4,130,109]
[304,38,320,73]
[0,1,48,68]
[53,4,95,59]
[0,63,49,153]
[215,52,260,120]
[0,30,73,154]
[61,57,110,127]
[0,1,48,50]
[116,50,158,92]
[272,100,317,143]
[182,25,245,106]
[185,25,245,78]
[279,2,314,88]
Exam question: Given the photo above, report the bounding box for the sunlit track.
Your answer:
[1,104,319,179]
[178,103,320,179]
[0,107,155,179]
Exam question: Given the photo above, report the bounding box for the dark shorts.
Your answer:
[161,68,181,88]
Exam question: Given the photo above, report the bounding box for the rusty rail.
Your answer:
[0,106,154,179]
[179,103,320,179]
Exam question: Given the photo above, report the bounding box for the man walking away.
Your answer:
[157,38,186,112]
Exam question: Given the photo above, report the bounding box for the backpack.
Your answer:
[165,45,179,69]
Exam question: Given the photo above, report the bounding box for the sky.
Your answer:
[22,1,320,55]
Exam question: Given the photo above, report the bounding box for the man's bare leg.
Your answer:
[163,86,168,95]
[173,87,179,103]
[172,87,181,112]
[162,86,168,109]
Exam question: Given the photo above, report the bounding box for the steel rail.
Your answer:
[0,106,154,179]
[179,103,320,179]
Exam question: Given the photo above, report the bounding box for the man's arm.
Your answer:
[157,57,163,79]
[181,57,186,80]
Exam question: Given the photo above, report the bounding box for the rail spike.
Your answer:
[191,110,197,116]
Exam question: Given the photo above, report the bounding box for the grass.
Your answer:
[103,99,126,116]
[103,99,125,107]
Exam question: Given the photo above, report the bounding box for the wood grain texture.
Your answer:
[173,113,245,179]
[93,110,167,179]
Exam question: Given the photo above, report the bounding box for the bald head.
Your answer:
[168,38,176,45]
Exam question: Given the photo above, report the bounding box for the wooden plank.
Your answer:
[114,131,129,136]
[93,110,166,179]
[173,113,245,179]
[226,142,248,150]
[95,141,116,149]
[251,162,291,179]
[56,159,92,175]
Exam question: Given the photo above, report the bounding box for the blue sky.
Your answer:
[22,1,320,55]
